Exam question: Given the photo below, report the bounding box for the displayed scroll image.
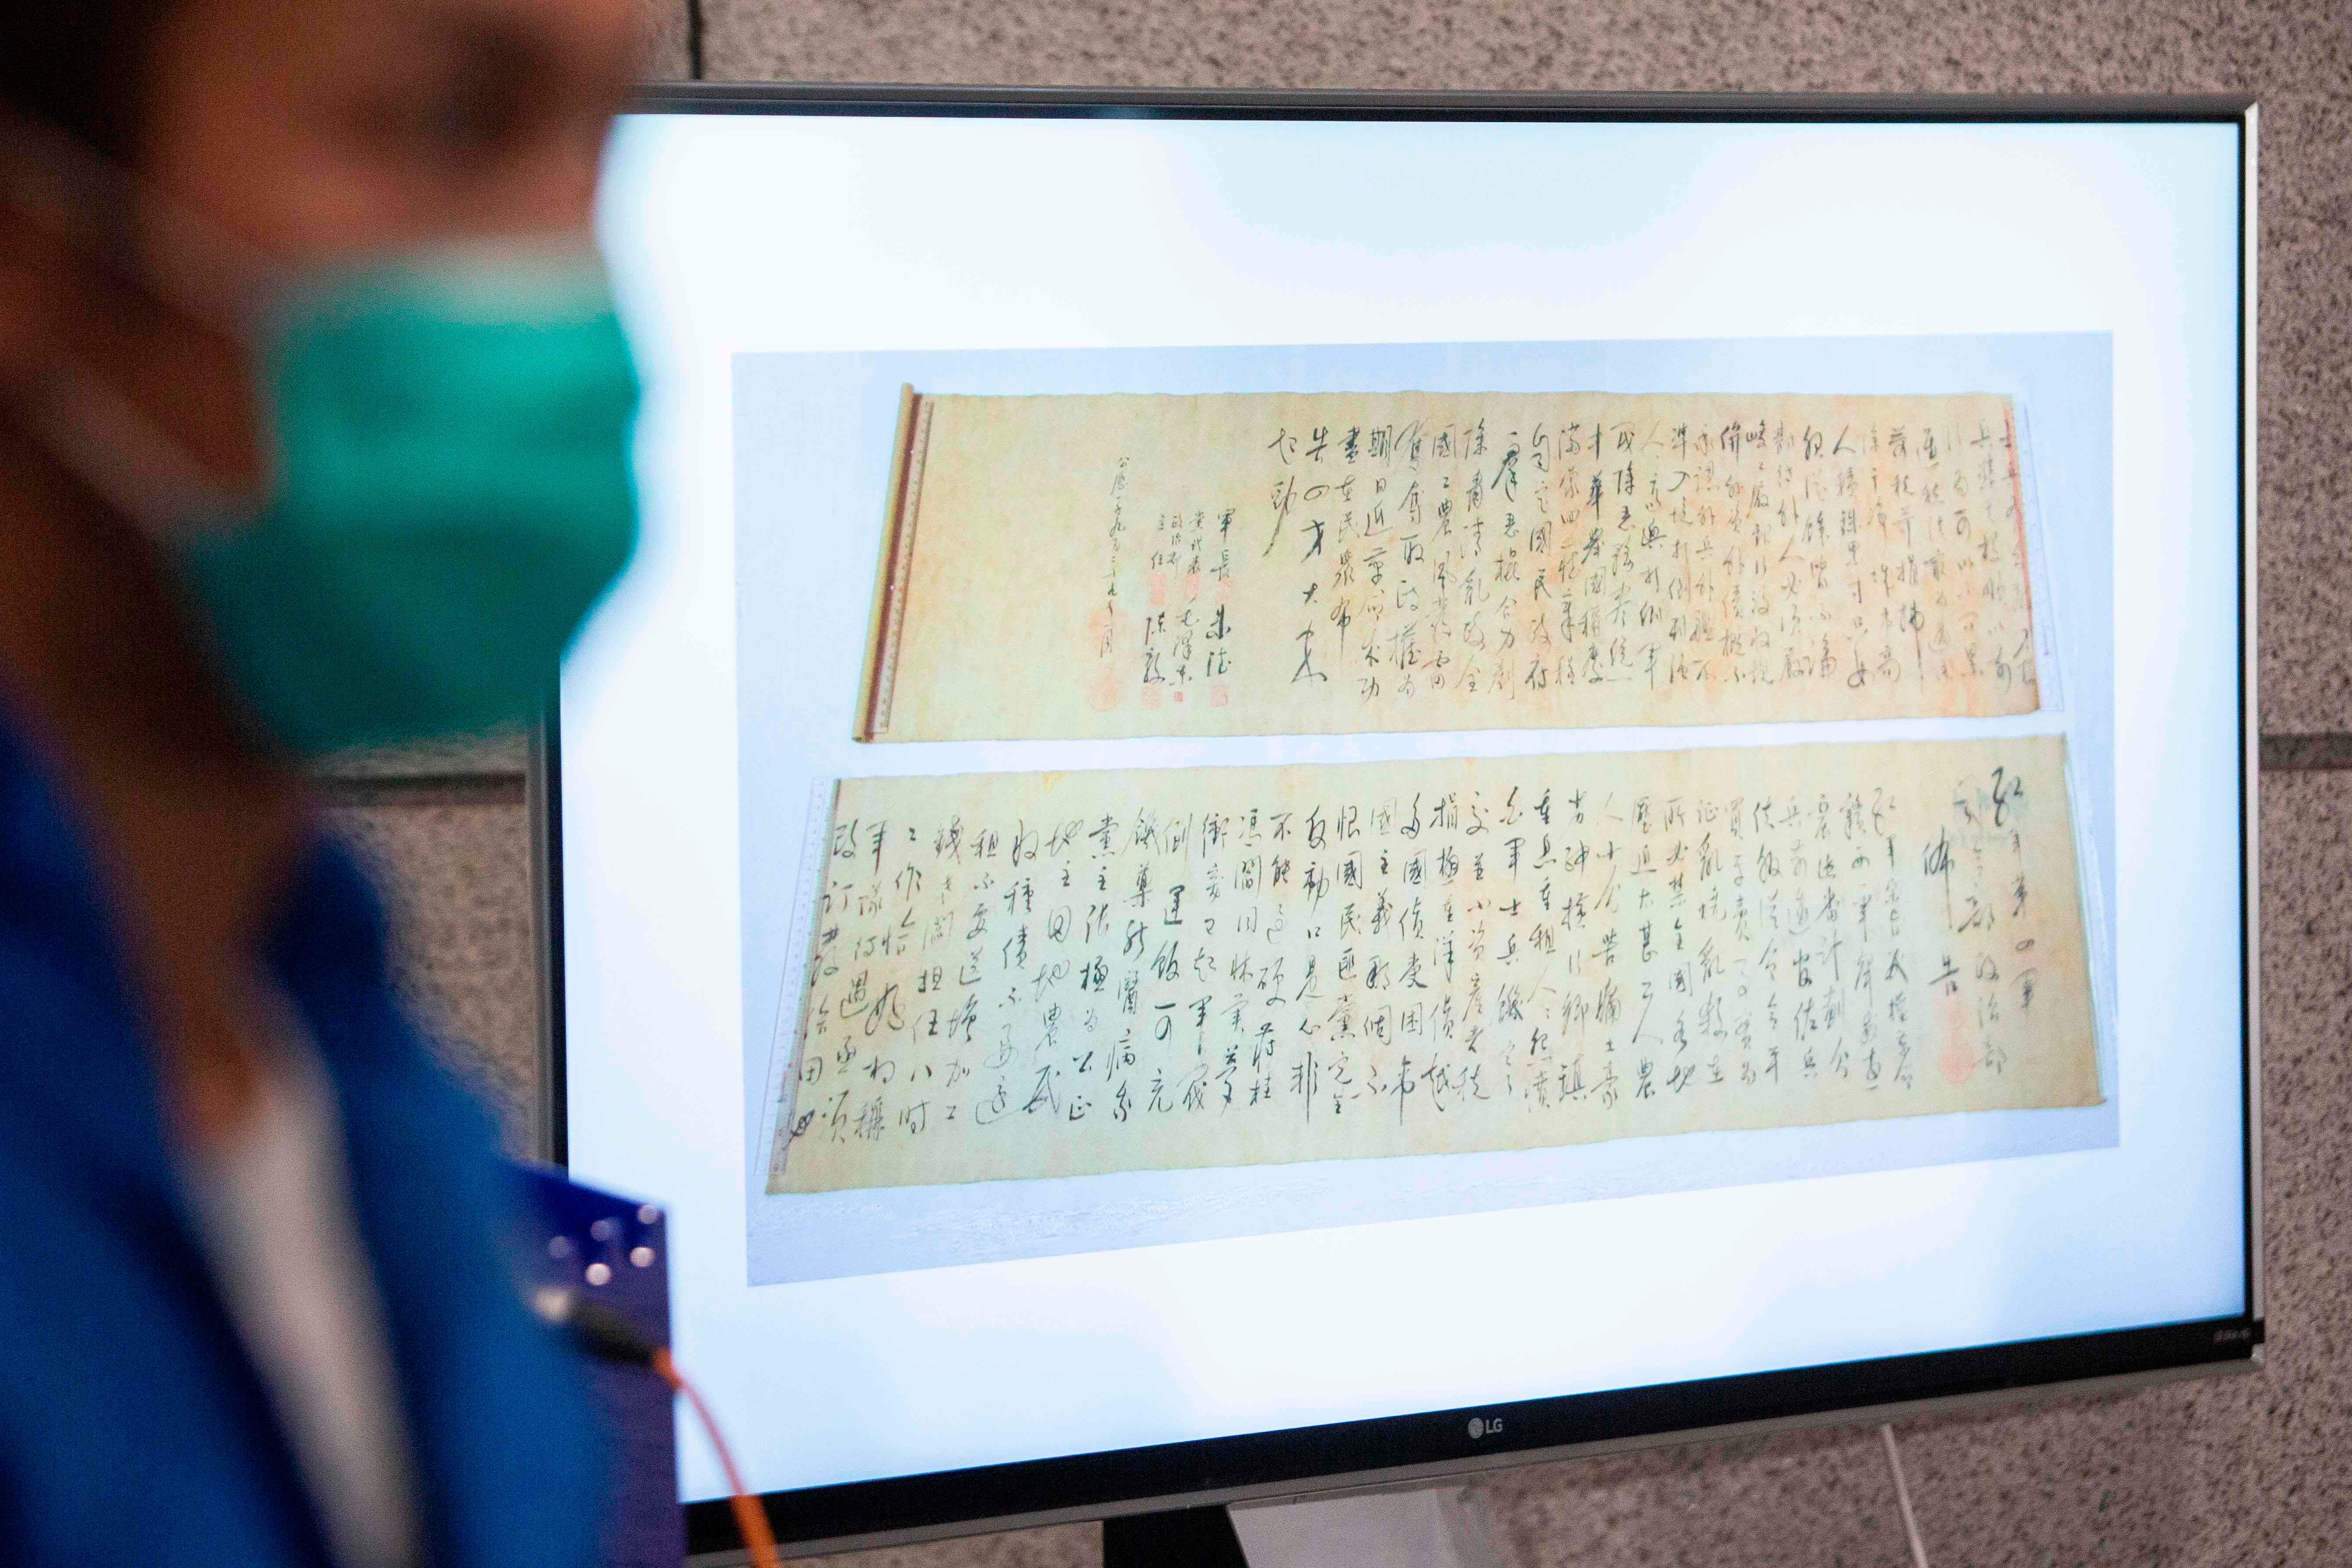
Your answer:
[856,388,2044,743]
[769,735,2100,1196]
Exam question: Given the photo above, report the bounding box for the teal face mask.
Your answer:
[5,117,641,756]
[168,249,642,754]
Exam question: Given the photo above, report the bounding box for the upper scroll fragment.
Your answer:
[856,390,2042,742]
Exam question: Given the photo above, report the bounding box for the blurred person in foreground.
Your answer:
[0,3,645,1564]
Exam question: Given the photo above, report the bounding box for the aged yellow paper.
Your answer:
[771,735,2098,1193]
[860,390,2042,742]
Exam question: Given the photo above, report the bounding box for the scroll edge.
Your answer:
[856,385,926,742]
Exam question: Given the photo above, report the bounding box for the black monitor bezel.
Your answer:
[536,83,2261,1557]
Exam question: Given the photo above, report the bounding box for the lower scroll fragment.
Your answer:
[772,736,2099,1194]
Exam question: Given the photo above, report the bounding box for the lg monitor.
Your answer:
[544,86,2259,1558]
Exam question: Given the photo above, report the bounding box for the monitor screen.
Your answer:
[553,92,2254,1548]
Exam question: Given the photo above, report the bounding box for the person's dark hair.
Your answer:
[0,2,171,160]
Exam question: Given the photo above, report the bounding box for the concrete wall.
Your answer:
[336,3,2352,1560]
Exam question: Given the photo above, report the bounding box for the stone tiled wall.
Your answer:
[335,2,2352,1559]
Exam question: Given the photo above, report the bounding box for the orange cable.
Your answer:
[654,1347,782,1568]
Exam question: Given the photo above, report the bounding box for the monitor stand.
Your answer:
[1101,1505,1249,1568]
[1104,1488,1499,1568]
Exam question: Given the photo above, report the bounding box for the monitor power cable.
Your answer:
[1878,1423,1932,1568]
[533,1286,785,1568]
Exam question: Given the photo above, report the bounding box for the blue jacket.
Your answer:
[0,713,605,1568]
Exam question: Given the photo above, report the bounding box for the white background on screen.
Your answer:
[563,115,2244,1501]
